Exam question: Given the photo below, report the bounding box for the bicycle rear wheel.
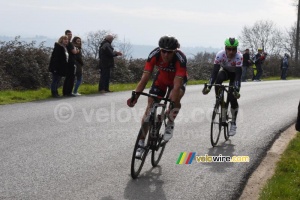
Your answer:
[151,118,166,167]
[211,100,222,147]
[131,124,150,179]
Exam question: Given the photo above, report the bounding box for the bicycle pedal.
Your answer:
[221,122,228,126]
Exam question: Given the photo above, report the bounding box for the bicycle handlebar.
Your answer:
[203,83,240,99]
[131,91,174,103]
[204,83,234,89]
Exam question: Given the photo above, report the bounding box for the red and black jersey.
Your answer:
[144,47,187,87]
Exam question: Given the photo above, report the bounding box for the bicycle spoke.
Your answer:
[131,126,150,179]
[151,119,166,167]
[130,91,171,178]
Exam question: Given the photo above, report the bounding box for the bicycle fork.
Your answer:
[150,104,167,149]
[148,105,161,145]
[219,91,228,125]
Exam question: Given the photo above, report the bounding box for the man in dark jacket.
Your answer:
[63,30,79,97]
[280,53,289,80]
[241,48,251,82]
[98,35,122,93]
[252,48,266,81]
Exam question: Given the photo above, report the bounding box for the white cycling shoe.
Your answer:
[229,122,237,136]
[163,121,175,141]
[135,140,145,158]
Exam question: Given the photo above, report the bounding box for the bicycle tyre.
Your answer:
[224,108,232,141]
[211,100,222,147]
[131,124,150,179]
[151,119,166,167]
[224,123,229,141]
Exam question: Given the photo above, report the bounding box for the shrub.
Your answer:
[0,37,298,91]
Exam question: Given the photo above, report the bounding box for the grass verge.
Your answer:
[259,133,300,200]
[0,80,207,105]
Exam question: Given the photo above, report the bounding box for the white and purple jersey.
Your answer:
[214,50,243,72]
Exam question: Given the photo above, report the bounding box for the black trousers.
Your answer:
[63,64,75,95]
[63,74,75,95]
[280,68,288,80]
[98,67,111,91]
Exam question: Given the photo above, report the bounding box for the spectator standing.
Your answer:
[280,53,289,80]
[63,30,79,97]
[241,48,251,82]
[98,35,122,93]
[49,35,69,98]
[72,36,84,95]
[252,48,266,81]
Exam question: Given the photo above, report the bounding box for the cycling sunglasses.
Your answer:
[160,49,175,54]
[226,47,237,51]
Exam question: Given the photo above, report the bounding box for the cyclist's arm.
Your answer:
[170,76,183,104]
[135,53,156,93]
[234,67,242,91]
[134,71,151,93]
[208,64,221,86]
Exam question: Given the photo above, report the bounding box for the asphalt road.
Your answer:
[1,80,299,200]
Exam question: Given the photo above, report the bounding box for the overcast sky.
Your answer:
[0,0,297,49]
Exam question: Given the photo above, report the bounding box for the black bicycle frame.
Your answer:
[211,84,233,124]
[131,90,174,148]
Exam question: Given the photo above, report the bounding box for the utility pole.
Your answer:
[296,0,300,65]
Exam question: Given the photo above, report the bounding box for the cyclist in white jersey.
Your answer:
[202,38,243,136]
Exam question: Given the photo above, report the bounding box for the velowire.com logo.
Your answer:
[176,152,250,164]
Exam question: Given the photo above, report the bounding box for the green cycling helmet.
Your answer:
[224,38,239,47]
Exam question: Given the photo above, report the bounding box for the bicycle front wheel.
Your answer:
[211,100,222,147]
[224,108,232,141]
[151,120,166,167]
[131,124,150,179]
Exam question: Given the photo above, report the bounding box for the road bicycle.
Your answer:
[204,83,235,147]
[129,90,174,179]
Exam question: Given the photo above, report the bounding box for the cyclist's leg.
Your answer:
[227,73,239,136]
[162,77,187,141]
[214,69,228,96]
[138,97,155,140]
[139,80,166,141]
[167,77,187,121]
[228,73,239,123]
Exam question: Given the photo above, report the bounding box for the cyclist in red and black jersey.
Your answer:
[127,35,187,156]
